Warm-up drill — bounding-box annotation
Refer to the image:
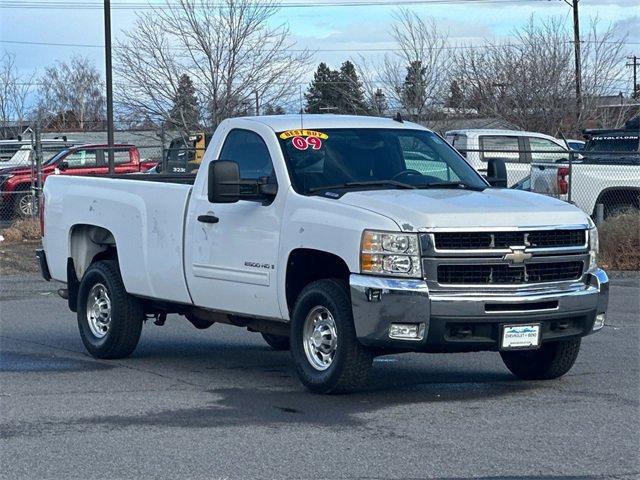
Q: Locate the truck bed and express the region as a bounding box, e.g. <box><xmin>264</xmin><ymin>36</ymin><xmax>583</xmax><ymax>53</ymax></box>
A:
<box><xmin>43</xmin><ymin>175</ymin><xmax>194</xmax><ymax>304</ymax></box>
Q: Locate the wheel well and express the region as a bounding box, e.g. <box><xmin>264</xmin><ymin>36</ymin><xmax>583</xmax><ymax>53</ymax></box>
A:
<box><xmin>285</xmin><ymin>248</ymin><xmax>350</xmax><ymax>312</ymax></box>
<box><xmin>594</xmin><ymin>188</ymin><xmax>640</xmax><ymax>215</ymax></box>
<box><xmin>69</xmin><ymin>224</ymin><xmax>118</xmax><ymax>281</ymax></box>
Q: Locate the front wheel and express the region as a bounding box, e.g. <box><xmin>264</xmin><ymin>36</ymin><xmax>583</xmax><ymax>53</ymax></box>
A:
<box><xmin>77</xmin><ymin>260</ymin><xmax>144</xmax><ymax>359</ymax></box>
<box><xmin>290</xmin><ymin>279</ymin><xmax>372</xmax><ymax>394</ymax></box>
<box><xmin>500</xmin><ymin>338</ymin><xmax>581</xmax><ymax>380</ymax></box>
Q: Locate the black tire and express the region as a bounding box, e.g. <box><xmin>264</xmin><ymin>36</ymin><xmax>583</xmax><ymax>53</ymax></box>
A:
<box><xmin>290</xmin><ymin>279</ymin><xmax>372</xmax><ymax>394</ymax></box>
<box><xmin>13</xmin><ymin>189</ymin><xmax>37</xmax><ymax>218</ymax></box>
<box><xmin>500</xmin><ymin>338</ymin><xmax>581</xmax><ymax>380</ymax></box>
<box><xmin>77</xmin><ymin>260</ymin><xmax>143</xmax><ymax>359</ymax></box>
<box><xmin>261</xmin><ymin>332</ymin><xmax>290</xmax><ymax>351</ymax></box>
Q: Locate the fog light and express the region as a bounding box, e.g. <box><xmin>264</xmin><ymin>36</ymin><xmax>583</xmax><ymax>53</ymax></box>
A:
<box><xmin>389</xmin><ymin>323</ymin><xmax>425</xmax><ymax>340</ymax></box>
<box><xmin>593</xmin><ymin>314</ymin><xmax>606</xmax><ymax>331</ymax></box>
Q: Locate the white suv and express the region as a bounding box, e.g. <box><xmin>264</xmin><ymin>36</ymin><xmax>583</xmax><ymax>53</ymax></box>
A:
<box><xmin>445</xmin><ymin>129</ymin><xmax>569</xmax><ymax>186</ymax></box>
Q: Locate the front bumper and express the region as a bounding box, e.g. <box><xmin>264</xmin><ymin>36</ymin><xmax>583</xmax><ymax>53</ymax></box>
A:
<box><xmin>349</xmin><ymin>269</ymin><xmax>609</xmax><ymax>353</ymax></box>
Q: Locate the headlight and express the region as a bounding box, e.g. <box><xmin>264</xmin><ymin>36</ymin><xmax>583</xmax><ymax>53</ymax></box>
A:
<box><xmin>588</xmin><ymin>225</ymin><xmax>599</xmax><ymax>271</ymax></box>
<box><xmin>360</xmin><ymin>230</ymin><xmax>421</xmax><ymax>278</ymax></box>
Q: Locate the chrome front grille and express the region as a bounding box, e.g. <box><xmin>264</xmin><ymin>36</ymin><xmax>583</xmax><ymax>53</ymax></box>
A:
<box><xmin>433</xmin><ymin>230</ymin><xmax>586</xmax><ymax>250</ymax></box>
<box><xmin>421</xmin><ymin>228</ymin><xmax>590</xmax><ymax>289</ymax></box>
<box><xmin>437</xmin><ymin>261</ymin><xmax>584</xmax><ymax>285</ymax></box>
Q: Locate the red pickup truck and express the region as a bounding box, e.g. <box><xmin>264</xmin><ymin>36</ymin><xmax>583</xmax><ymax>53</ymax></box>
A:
<box><xmin>0</xmin><ymin>144</ymin><xmax>157</xmax><ymax>218</ymax></box>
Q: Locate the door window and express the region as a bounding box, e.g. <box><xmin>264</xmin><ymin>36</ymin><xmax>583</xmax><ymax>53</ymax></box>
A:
<box><xmin>64</xmin><ymin>149</ymin><xmax>98</xmax><ymax>168</ymax></box>
<box><xmin>399</xmin><ymin>134</ymin><xmax>461</xmax><ymax>182</ymax></box>
<box><xmin>112</xmin><ymin>149</ymin><xmax>131</xmax><ymax>165</ymax></box>
<box><xmin>480</xmin><ymin>136</ymin><xmax>522</xmax><ymax>163</ymax></box>
<box><xmin>219</xmin><ymin>129</ymin><xmax>275</xmax><ymax>180</ymax></box>
<box><xmin>529</xmin><ymin>137</ymin><xmax>566</xmax><ymax>162</ymax></box>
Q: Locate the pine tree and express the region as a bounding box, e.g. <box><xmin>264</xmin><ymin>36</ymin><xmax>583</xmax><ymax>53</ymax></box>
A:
<box><xmin>446</xmin><ymin>80</ymin><xmax>464</xmax><ymax>109</ymax></box>
<box><xmin>305</xmin><ymin>63</ymin><xmax>341</xmax><ymax>113</ymax></box>
<box><xmin>168</xmin><ymin>74</ymin><xmax>200</xmax><ymax>132</ymax></box>
<box><xmin>337</xmin><ymin>61</ymin><xmax>370</xmax><ymax>114</ymax></box>
<box><xmin>371</xmin><ymin>88</ymin><xmax>388</xmax><ymax>115</ymax></box>
<box><xmin>400</xmin><ymin>60</ymin><xmax>427</xmax><ymax>117</ymax></box>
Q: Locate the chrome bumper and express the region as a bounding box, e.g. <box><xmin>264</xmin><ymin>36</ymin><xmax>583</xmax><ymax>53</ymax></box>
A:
<box><xmin>349</xmin><ymin>269</ymin><xmax>609</xmax><ymax>352</ymax></box>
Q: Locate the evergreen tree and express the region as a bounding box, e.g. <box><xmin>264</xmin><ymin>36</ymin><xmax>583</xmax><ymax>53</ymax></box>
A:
<box><xmin>446</xmin><ymin>80</ymin><xmax>464</xmax><ymax>109</ymax></box>
<box><xmin>370</xmin><ymin>88</ymin><xmax>388</xmax><ymax>115</ymax></box>
<box><xmin>400</xmin><ymin>60</ymin><xmax>427</xmax><ymax>117</ymax></box>
<box><xmin>168</xmin><ymin>74</ymin><xmax>200</xmax><ymax>131</ymax></box>
<box><xmin>336</xmin><ymin>61</ymin><xmax>369</xmax><ymax>114</ymax></box>
<box><xmin>305</xmin><ymin>63</ymin><xmax>341</xmax><ymax>113</ymax></box>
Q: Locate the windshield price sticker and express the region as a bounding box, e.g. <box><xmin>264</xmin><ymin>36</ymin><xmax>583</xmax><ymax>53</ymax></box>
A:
<box><xmin>292</xmin><ymin>136</ymin><xmax>323</xmax><ymax>150</ymax></box>
<box><xmin>279</xmin><ymin>129</ymin><xmax>328</xmax><ymax>140</ymax></box>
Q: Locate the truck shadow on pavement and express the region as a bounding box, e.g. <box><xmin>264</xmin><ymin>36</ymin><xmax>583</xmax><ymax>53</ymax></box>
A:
<box><xmin>71</xmin><ymin>354</ymin><xmax>531</xmax><ymax>433</ymax></box>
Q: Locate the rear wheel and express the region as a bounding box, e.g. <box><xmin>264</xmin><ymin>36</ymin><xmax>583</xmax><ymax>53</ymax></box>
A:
<box><xmin>261</xmin><ymin>333</ymin><xmax>290</xmax><ymax>351</ymax></box>
<box><xmin>77</xmin><ymin>260</ymin><xmax>143</xmax><ymax>359</ymax></box>
<box><xmin>14</xmin><ymin>190</ymin><xmax>36</xmax><ymax>218</ymax></box>
<box><xmin>500</xmin><ymin>338</ymin><xmax>581</xmax><ymax>380</ymax></box>
<box><xmin>290</xmin><ymin>279</ymin><xmax>372</xmax><ymax>394</ymax></box>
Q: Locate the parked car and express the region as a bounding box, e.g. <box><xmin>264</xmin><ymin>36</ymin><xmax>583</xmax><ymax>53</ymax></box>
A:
<box><xmin>0</xmin><ymin>143</ymin><xmax>156</xmax><ymax>218</ymax></box>
<box><xmin>39</xmin><ymin>115</ymin><xmax>608</xmax><ymax>394</ymax></box>
<box><xmin>444</xmin><ymin>129</ymin><xmax>570</xmax><ymax>186</ymax></box>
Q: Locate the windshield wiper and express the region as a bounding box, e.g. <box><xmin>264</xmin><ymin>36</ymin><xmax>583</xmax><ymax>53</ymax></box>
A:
<box><xmin>415</xmin><ymin>181</ymin><xmax>485</xmax><ymax>191</ymax></box>
<box><xmin>308</xmin><ymin>180</ymin><xmax>417</xmax><ymax>193</ymax></box>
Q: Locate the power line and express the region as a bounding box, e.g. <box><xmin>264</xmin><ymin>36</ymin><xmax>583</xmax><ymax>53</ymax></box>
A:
<box><xmin>2</xmin><ymin>38</ymin><xmax>638</xmax><ymax>50</ymax></box>
<box><xmin>0</xmin><ymin>0</ymin><xmax>552</xmax><ymax>9</ymax></box>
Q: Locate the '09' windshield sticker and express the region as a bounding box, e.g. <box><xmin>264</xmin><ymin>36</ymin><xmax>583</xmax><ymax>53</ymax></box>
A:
<box><xmin>279</xmin><ymin>129</ymin><xmax>329</xmax><ymax>140</ymax></box>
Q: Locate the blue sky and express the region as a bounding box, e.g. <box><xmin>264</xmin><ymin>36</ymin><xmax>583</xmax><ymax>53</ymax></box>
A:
<box><xmin>1</xmin><ymin>0</ymin><xmax>639</xmax><ymax>91</ymax></box>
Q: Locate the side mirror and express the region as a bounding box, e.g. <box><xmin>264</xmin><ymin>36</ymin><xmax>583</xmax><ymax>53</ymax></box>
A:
<box><xmin>58</xmin><ymin>161</ymin><xmax>69</xmax><ymax>171</ymax></box>
<box><xmin>486</xmin><ymin>158</ymin><xmax>507</xmax><ymax>188</ymax></box>
<box><xmin>208</xmin><ymin>160</ymin><xmax>240</xmax><ymax>203</ymax></box>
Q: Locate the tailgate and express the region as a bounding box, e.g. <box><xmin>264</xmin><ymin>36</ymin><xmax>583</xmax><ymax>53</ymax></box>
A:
<box><xmin>530</xmin><ymin>162</ymin><xmax>567</xmax><ymax>200</ymax></box>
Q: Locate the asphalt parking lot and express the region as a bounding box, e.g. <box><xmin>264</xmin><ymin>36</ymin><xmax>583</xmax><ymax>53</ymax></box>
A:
<box><xmin>1</xmin><ymin>273</ymin><xmax>638</xmax><ymax>480</ymax></box>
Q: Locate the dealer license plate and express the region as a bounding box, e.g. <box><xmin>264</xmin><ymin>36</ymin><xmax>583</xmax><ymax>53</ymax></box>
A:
<box><xmin>501</xmin><ymin>324</ymin><xmax>541</xmax><ymax>350</ymax></box>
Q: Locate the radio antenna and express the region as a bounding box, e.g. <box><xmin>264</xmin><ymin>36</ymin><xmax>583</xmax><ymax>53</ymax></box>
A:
<box><xmin>299</xmin><ymin>85</ymin><xmax>304</xmax><ymax>129</ymax></box>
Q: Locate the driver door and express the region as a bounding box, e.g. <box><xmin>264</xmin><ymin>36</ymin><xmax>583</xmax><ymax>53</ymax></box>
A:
<box><xmin>185</xmin><ymin>129</ymin><xmax>283</xmax><ymax>319</ymax></box>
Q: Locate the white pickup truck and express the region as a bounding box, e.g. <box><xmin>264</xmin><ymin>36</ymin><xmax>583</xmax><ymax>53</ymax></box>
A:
<box><xmin>529</xmin><ymin>129</ymin><xmax>640</xmax><ymax>218</ymax></box>
<box><xmin>38</xmin><ymin>115</ymin><xmax>609</xmax><ymax>393</ymax></box>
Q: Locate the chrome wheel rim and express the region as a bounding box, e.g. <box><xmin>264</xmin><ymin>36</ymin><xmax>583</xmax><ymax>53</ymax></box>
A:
<box><xmin>18</xmin><ymin>194</ymin><xmax>35</xmax><ymax>216</ymax></box>
<box><xmin>302</xmin><ymin>306</ymin><xmax>338</xmax><ymax>371</ymax></box>
<box><xmin>86</xmin><ymin>283</ymin><xmax>111</xmax><ymax>339</ymax></box>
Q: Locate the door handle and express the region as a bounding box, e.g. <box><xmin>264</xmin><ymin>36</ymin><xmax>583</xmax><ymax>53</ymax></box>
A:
<box><xmin>197</xmin><ymin>214</ymin><xmax>219</xmax><ymax>224</ymax></box>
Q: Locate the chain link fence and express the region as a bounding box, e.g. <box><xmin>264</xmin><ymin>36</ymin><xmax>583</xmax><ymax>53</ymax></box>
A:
<box><xmin>0</xmin><ymin>135</ymin><xmax>167</xmax><ymax>221</ymax></box>
<box><xmin>451</xmin><ymin>136</ymin><xmax>639</xmax><ymax>223</ymax></box>
<box><xmin>2</xmin><ymin>128</ymin><xmax>638</xmax><ymax>226</ymax></box>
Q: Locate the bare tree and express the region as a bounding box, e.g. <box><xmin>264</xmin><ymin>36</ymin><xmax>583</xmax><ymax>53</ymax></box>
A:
<box><xmin>380</xmin><ymin>10</ymin><xmax>452</xmax><ymax>120</ymax></box>
<box><xmin>0</xmin><ymin>51</ymin><xmax>34</xmax><ymax>139</ymax></box>
<box><xmin>38</xmin><ymin>56</ymin><xmax>105</xmax><ymax>131</ymax></box>
<box><xmin>452</xmin><ymin>16</ymin><xmax>630</xmax><ymax>135</ymax></box>
<box><xmin>115</xmin><ymin>0</ymin><xmax>310</xmax><ymax>132</ymax></box>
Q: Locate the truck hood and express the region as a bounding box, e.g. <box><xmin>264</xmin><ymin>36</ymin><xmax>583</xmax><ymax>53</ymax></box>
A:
<box><xmin>337</xmin><ymin>188</ymin><xmax>589</xmax><ymax>231</ymax></box>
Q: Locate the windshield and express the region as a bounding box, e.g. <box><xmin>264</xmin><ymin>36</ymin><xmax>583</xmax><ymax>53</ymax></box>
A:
<box><xmin>43</xmin><ymin>148</ymin><xmax>71</xmax><ymax>166</ymax></box>
<box><xmin>585</xmin><ymin>134</ymin><xmax>639</xmax><ymax>153</ymax></box>
<box><xmin>278</xmin><ymin>128</ymin><xmax>487</xmax><ymax>194</ymax></box>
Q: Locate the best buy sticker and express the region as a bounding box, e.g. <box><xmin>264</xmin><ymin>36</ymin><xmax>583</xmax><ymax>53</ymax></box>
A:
<box><xmin>279</xmin><ymin>130</ymin><xmax>328</xmax><ymax>140</ymax></box>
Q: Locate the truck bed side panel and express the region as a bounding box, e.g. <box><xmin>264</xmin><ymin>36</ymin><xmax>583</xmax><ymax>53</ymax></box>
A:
<box><xmin>44</xmin><ymin>176</ymin><xmax>193</xmax><ymax>304</ymax></box>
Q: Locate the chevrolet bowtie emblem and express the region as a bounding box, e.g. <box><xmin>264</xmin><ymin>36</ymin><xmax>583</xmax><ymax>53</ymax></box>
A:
<box><xmin>502</xmin><ymin>247</ymin><xmax>532</xmax><ymax>266</ymax></box>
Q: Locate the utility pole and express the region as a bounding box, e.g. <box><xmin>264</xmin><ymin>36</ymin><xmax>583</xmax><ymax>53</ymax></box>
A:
<box><xmin>104</xmin><ymin>0</ymin><xmax>115</xmax><ymax>174</ymax></box>
<box><xmin>628</xmin><ymin>56</ymin><xmax>638</xmax><ymax>99</ymax></box>
<box><xmin>255</xmin><ymin>90</ymin><xmax>260</xmax><ymax>116</ymax></box>
<box><xmin>570</xmin><ymin>0</ymin><xmax>582</xmax><ymax>121</ymax></box>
